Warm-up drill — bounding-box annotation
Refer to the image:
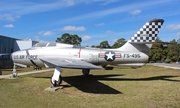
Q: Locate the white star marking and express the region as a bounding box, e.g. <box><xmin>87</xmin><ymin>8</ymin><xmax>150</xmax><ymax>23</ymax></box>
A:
<box><xmin>105</xmin><ymin>52</ymin><xmax>114</xmax><ymax>60</ymax></box>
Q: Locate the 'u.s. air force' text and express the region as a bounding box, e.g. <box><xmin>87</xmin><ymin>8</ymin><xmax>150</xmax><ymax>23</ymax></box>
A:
<box><xmin>13</xmin><ymin>55</ymin><xmax>38</xmax><ymax>60</ymax></box>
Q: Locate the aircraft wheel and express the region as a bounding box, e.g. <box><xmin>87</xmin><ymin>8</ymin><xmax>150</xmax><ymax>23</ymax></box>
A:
<box><xmin>102</xmin><ymin>64</ymin><xmax>107</xmax><ymax>68</ymax></box>
<box><xmin>82</xmin><ymin>69</ymin><xmax>90</xmax><ymax>75</ymax></box>
<box><xmin>50</xmin><ymin>75</ymin><xmax>62</xmax><ymax>87</ymax></box>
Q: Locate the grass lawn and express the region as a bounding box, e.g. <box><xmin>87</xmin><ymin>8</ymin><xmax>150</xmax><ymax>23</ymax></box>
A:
<box><xmin>1</xmin><ymin>67</ymin><xmax>46</xmax><ymax>75</ymax></box>
<box><xmin>0</xmin><ymin>65</ymin><xmax>180</xmax><ymax>108</ymax></box>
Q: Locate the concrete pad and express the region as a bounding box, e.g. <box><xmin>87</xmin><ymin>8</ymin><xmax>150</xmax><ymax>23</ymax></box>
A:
<box><xmin>45</xmin><ymin>86</ymin><xmax>60</xmax><ymax>91</ymax></box>
<box><xmin>44</xmin><ymin>84</ymin><xmax>71</xmax><ymax>91</ymax></box>
<box><xmin>9</xmin><ymin>76</ymin><xmax>20</xmax><ymax>79</ymax></box>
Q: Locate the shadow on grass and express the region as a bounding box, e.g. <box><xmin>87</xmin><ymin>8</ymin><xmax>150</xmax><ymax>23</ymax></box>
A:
<box><xmin>34</xmin><ymin>74</ymin><xmax>180</xmax><ymax>94</ymax></box>
<box><xmin>99</xmin><ymin>75</ymin><xmax>180</xmax><ymax>82</ymax></box>
<box><xmin>63</xmin><ymin>74</ymin><xmax>123</xmax><ymax>94</ymax></box>
<box><xmin>35</xmin><ymin>74</ymin><xmax>124</xmax><ymax>94</ymax></box>
<box><xmin>63</xmin><ymin>75</ymin><xmax>180</xmax><ymax>93</ymax></box>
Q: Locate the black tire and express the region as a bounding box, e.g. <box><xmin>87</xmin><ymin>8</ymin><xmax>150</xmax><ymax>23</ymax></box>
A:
<box><xmin>102</xmin><ymin>64</ymin><xmax>107</xmax><ymax>68</ymax></box>
<box><xmin>82</xmin><ymin>69</ymin><xmax>90</xmax><ymax>75</ymax></box>
<box><xmin>50</xmin><ymin>75</ymin><xmax>62</xmax><ymax>87</ymax></box>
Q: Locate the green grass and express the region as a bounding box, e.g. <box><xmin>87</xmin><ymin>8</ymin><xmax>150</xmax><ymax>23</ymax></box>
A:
<box><xmin>0</xmin><ymin>65</ymin><xmax>180</xmax><ymax>108</ymax></box>
<box><xmin>1</xmin><ymin>67</ymin><xmax>46</xmax><ymax>75</ymax></box>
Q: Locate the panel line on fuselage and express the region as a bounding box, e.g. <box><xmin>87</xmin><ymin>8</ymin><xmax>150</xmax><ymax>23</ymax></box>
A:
<box><xmin>26</xmin><ymin>49</ymin><xmax>40</xmax><ymax>67</ymax></box>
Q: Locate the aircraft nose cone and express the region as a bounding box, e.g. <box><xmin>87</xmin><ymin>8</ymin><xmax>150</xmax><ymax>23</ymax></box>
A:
<box><xmin>11</xmin><ymin>51</ymin><xmax>19</xmax><ymax>62</ymax></box>
<box><xmin>11</xmin><ymin>50</ymin><xmax>27</xmax><ymax>62</ymax></box>
<box><xmin>11</xmin><ymin>52</ymin><xmax>14</xmax><ymax>60</ymax></box>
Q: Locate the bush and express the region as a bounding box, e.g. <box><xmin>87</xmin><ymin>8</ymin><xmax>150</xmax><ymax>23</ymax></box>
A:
<box><xmin>165</xmin><ymin>59</ymin><xmax>171</xmax><ymax>63</ymax></box>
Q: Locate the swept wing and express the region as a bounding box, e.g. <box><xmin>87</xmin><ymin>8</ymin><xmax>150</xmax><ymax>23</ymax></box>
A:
<box><xmin>40</xmin><ymin>57</ymin><xmax>102</xmax><ymax>69</ymax></box>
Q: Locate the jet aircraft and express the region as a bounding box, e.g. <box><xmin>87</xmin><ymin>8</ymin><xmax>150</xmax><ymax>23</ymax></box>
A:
<box><xmin>11</xmin><ymin>19</ymin><xmax>164</xmax><ymax>87</ymax></box>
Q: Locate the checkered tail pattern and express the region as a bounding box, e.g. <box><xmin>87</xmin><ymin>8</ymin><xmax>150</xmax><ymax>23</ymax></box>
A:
<box><xmin>128</xmin><ymin>19</ymin><xmax>164</xmax><ymax>43</ymax></box>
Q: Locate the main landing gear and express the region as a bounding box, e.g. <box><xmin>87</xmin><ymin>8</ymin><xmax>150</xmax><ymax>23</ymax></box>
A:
<box><xmin>50</xmin><ymin>67</ymin><xmax>62</xmax><ymax>87</ymax></box>
<box><xmin>82</xmin><ymin>69</ymin><xmax>90</xmax><ymax>75</ymax></box>
<box><xmin>50</xmin><ymin>75</ymin><xmax>62</xmax><ymax>87</ymax></box>
<box><xmin>50</xmin><ymin>68</ymin><xmax>91</xmax><ymax>87</ymax></box>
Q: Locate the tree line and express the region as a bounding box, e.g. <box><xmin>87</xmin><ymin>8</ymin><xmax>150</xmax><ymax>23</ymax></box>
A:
<box><xmin>149</xmin><ymin>38</ymin><xmax>180</xmax><ymax>63</ymax></box>
<box><xmin>56</xmin><ymin>33</ymin><xmax>180</xmax><ymax>63</ymax></box>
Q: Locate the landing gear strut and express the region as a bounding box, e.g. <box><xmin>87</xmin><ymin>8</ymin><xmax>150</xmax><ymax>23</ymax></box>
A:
<box><xmin>12</xmin><ymin>64</ymin><xmax>18</xmax><ymax>78</ymax></box>
<box><xmin>51</xmin><ymin>67</ymin><xmax>62</xmax><ymax>87</ymax></box>
<box><xmin>82</xmin><ymin>69</ymin><xmax>90</xmax><ymax>75</ymax></box>
<box><xmin>50</xmin><ymin>75</ymin><xmax>62</xmax><ymax>87</ymax></box>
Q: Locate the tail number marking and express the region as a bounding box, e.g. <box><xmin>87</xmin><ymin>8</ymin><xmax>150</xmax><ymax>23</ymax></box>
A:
<box><xmin>124</xmin><ymin>54</ymin><xmax>141</xmax><ymax>58</ymax></box>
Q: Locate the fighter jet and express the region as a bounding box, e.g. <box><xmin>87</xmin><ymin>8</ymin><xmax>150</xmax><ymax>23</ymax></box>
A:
<box><xmin>11</xmin><ymin>18</ymin><xmax>164</xmax><ymax>87</ymax></box>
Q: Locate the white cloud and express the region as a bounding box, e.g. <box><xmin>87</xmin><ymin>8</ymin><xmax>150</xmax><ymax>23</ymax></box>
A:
<box><xmin>62</xmin><ymin>26</ymin><xmax>86</xmax><ymax>31</ymax></box>
<box><xmin>0</xmin><ymin>0</ymin><xmax>173</xmax><ymax>22</ymax></box>
<box><xmin>43</xmin><ymin>31</ymin><xmax>55</xmax><ymax>36</ymax></box>
<box><xmin>39</xmin><ymin>31</ymin><xmax>55</xmax><ymax>36</ymax></box>
<box><xmin>95</xmin><ymin>23</ymin><xmax>105</xmax><ymax>26</ymax></box>
<box><xmin>130</xmin><ymin>9</ymin><xmax>141</xmax><ymax>15</ymax></box>
<box><xmin>4</xmin><ymin>24</ymin><xmax>14</xmax><ymax>28</ymax></box>
<box><xmin>0</xmin><ymin>0</ymin><xmax>78</xmax><ymax>16</ymax></box>
<box><xmin>38</xmin><ymin>31</ymin><xmax>44</xmax><ymax>35</ymax></box>
<box><xmin>106</xmin><ymin>30</ymin><xmax>114</xmax><ymax>35</ymax></box>
<box><xmin>0</xmin><ymin>14</ymin><xmax>20</xmax><ymax>21</ymax></box>
<box><xmin>32</xmin><ymin>36</ymin><xmax>49</xmax><ymax>43</ymax></box>
<box><xmin>82</xmin><ymin>36</ymin><xmax>92</xmax><ymax>41</ymax></box>
<box><xmin>64</xmin><ymin>0</ymin><xmax>74</xmax><ymax>6</ymax></box>
<box><xmin>100</xmin><ymin>0</ymin><xmax>119</xmax><ymax>5</ymax></box>
<box><xmin>167</xmin><ymin>24</ymin><xmax>180</xmax><ymax>30</ymax></box>
<box><xmin>176</xmin><ymin>32</ymin><xmax>180</xmax><ymax>36</ymax></box>
<box><xmin>57</xmin><ymin>0</ymin><xmax>171</xmax><ymax>24</ymax></box>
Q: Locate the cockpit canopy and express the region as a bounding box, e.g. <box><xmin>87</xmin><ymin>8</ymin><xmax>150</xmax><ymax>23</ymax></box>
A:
<box><xmin>33</xmin><ymin>42</ymin><xmax>58</xmax><ymax>47</ymax></box>
<box><xmin>33</xmin><ymin>42</ymin><xmax>85</xmax><ymax>48</ymax></box>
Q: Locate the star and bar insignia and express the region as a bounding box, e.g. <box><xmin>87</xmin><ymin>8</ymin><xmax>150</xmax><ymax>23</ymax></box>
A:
<box><xmin>99</xmin><ymin>51</ymin><xmax>121</xmax><ymax>61</ymax></box>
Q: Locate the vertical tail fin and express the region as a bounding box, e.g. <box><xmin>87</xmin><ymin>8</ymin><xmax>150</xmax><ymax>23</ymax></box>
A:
<box><xmin>129</xmin><ymin>19</ymin><xmax>164</xmax><ymax>43</ymax></box>
<box><xmin>118</xmin><ymin>19</ymin><xmax>164</xmax><ymax>53</ymax></box>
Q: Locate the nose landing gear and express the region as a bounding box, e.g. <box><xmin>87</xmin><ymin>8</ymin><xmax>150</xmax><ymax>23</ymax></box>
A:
<box><xmin>82</xmin><ymin>69</ymin><xmax>90</xmax><ymax>75</ymax></box>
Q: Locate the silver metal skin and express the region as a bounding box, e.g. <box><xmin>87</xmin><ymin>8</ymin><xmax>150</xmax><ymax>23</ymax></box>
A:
<box><xmin>11</xmin><ymin>19</ymin><xmax>164</xmax><ymax>86</ymax></box>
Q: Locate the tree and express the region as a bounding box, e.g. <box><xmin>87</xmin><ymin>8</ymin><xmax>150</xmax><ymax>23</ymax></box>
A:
<box><xmin>56</xmin><ymin>33</ymin><xmax>82</xmax><ymax>45</ymax></box>
<box><xmin>99</xmin><ymin>41</ymin><xmax>110</xmax><ymax>48</ymax></box>
<box><xmin>112</xmin><ymin>38</ymin><xmax>126</xmax><ymax>48</ymax></box>
<box><xmin>91</xmin><ymin>45</ymin><xmax>96</xmax><ymax>48</ymax></box>
<box><xmin>155</xmin><ymin>37</ymin><xmax>162</xmax><ymax>42</ymax></box>
<box><xmin>149</xmin><ymin>38</ymin><xmax>180</xmax><ymax>63</ymax></box>
<box><xmin>167</xmin><ymin>39</ymin><xmax>180</xmax><ymax>62</ymax></box>
<box><xmin>148</xmin><ymin>37</ymin><xmax>168</xmax><ymax>62</ymax></box>
<box><xmin>177</xmin><ymin>39</ymin><xmax>180</xmax><ymax>62</ymax></box>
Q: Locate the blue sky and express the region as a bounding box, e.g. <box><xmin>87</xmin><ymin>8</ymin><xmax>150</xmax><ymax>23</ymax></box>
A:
<box><xmin>1</xmin><ymin>0</ymin><xmax>180</xmax><ymax>46</ymax></box>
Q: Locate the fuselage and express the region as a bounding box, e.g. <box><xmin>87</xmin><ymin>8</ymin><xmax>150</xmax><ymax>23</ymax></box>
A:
<box><xmin>11</xmin><ymin>45</ymin><xmax>149</xmax><ymax>68</ymax></box>
<box><xmin>10</xmin><ymin>19</ymin><xmax>164</xmax><ymax>87</ymax></box>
